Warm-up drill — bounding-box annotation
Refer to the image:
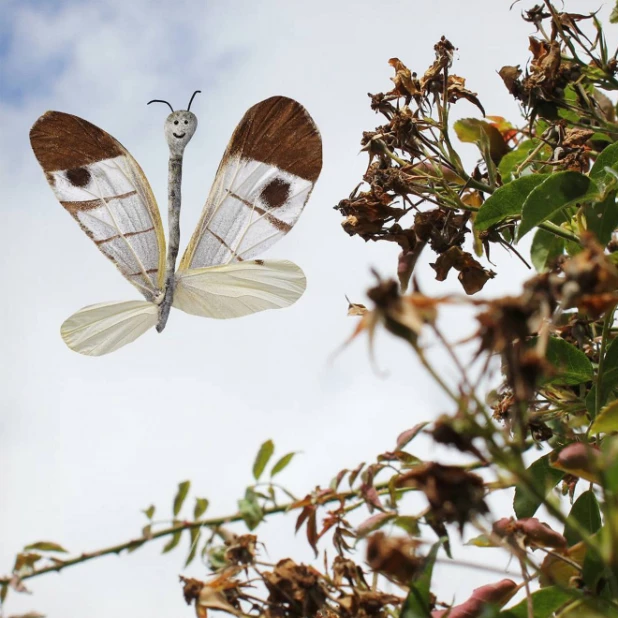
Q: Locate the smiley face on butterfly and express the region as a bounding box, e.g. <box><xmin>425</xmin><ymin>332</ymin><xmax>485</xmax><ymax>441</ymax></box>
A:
<box><xmin>30</xmin><ymin>96</ymin><xmax>322</xmax><ymax>355</ymax></box>
<box><xmin>164</xmin><ymin>110</ymin><xmax>198</xmax><ymax>153</ymax></box>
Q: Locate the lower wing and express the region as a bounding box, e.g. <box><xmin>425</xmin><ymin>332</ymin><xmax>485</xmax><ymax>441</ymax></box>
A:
<box><xmin>61</xmin><ymin>300</ymin><xmax>159</xmax><ymax>356</ymax></box>
<box><xmin>173</xmin><ymin>259</ymin><xmax>306</xmax><ymax>319</ymax></box>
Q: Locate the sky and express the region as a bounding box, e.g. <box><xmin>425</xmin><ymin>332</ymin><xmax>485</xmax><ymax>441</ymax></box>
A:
<box><xmin>1</xmin><ymin>1</ymin><xmax>615</xmax><ymax>616</ymax></box>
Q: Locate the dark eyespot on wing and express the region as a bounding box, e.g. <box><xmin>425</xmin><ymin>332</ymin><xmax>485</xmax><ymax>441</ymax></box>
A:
<box><xmin>66</xmin><ymin>167</ymin><xmax>92</xmax><ymax>187</ymax></box>
<box><xmin>254</xmin><ymin>259</ymin><xmax>264</xmax><ymax>265</ymax></box>
<box><xmin>260</xmin><ymin>177</ymin><xmax>291</xmax><ymax>208</ymax></box>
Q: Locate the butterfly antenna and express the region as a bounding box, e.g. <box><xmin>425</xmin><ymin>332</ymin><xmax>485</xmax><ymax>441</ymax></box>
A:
<box><xmin>187</xmin><ymin>90</ymin><xmax>201</xmax><ymax>111</ymax></box>
<box><xmin>147</xmin><ymin>99</ymin><xmax>174</xmax><ymax>113</ymax></box>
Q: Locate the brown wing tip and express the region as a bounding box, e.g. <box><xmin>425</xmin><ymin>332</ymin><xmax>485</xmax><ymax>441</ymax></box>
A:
<box><xmin>231</xmin><ymin>95</ymin><xmax>322</xmax><ymax>183</ymax></box>
<box><xmin>30</xmin><ymin>110</ymin><xmax>123</xmax><ymax>172</ymax></box>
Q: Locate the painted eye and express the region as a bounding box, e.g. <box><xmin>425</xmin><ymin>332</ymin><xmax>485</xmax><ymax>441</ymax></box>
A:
<box><xmin>184</xmin><ymin>120</ymin><xmax>188</xmax><ymax>125</ymax></box>
<box><xmin>174</xmin><ymin>120</ymin><xmax>179</xmax><ymax>125</ymax></box>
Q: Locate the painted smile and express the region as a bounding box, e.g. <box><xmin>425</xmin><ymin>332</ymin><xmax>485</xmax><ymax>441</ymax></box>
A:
<box><xmin>173</xmin><ymin>132</ymin><xmax>186</xmax><ymax>138</ymax></box>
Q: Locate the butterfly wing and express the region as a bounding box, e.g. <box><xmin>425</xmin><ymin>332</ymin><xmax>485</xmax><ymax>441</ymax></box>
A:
<box><xmin>173</xmin><ymin>259</ymin><xmax>306</xmax><ymax>319</ymax></box>
<box><xmin>61</xmin><ymin>300</ymin><xmax>159</xmax><ymax>356</ymax></box>
<box><xmin>30</xmin><ymin>111</ymin><xmax>166</xmax><ymax>301</ymax></box>
<box><xmin>178</xmin><ymin>96</ymin><xmax>322</xmax><ymax>270</ymax></box>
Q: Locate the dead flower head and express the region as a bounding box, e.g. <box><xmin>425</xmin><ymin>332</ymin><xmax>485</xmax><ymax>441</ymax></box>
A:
<box><xmin>556</xmin><ymin>233</ymin><xmax>618</xmax><ymax>317</ymax></box>
<box><xmin>264</xmin><ymin>559</ymin><xmax>328</xmax><ymax>618</ymax></box>
<box><xmin>343</xmin><ymin>277</ymin><xmax>443</xmax><ymax>366</ymax></box>
<box><xmin>332</xmin><ymin>556</ymin><xmax>368</xmax><ymax>589</ymax></box>
<box><xmin>396</xmin><ymin>463</ymin><xmax>488</xmax><ymax>531</ymax></box>
<box><xmin>365</xmin><ymin>532</ymin><xmax>424</xmax><ymax>584</ymax></box>
<box><xmin>224</xmin><ymin>534</ymin><xmax>258</xmax><ymax>566</ymax></box>
<box><xmin>338</xmin><ymin>590</ymin><xmax>402</xmax><ymax>618</ymax></box>
<box><xmin>180</xmin><ymin>569</ymin><xmax>245</xmax><ymax>618</ymax></box>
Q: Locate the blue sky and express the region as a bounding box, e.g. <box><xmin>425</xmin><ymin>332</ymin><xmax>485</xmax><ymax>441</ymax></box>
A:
<box><xmin>1</xmin><ymin>1</ymin><xmax>615</xmax><ymax>617</ymax></box>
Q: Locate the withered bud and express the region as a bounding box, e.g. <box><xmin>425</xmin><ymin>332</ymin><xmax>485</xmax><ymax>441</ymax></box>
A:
<box><xmin>366</xmin><ymin>532</ymin><xmax>424</xmax><ymax>584</ymax></box>
<box><xmin>430</xmin><ymin>415</ymin><xmax>485</xmax><ymax>461</ymax></box>
<box><xmin>397</xmin><ymin>463</ymin><xmax>488</xmax><ymax>531</ymax></box>
<box><xmin>493</xmin><ymin>517</ymin><xmax>567</xmax><ymax>549</ymax></box>
<box><xmin>432</xmin><ymin>579</ymin><xmax>517</xmax><ymax>618</ymax></box>
<box><xmin>224</xmin><ymin>534</ymin><xmax>257</xmax><ymax>565</ymax></box>
<box><xmin>556</xmin><ymin>442</ymin><xmax>600</xmax><ymax>473</ymax></box>
<box><xmin>180</xmin><ymin>576</ymin><xmax>205</xmax><ymax>605</ymax></box>
<box><xmin>528</xmin><ymin>419</ymin><xmax>553</xmax><ymax>442</ymax></box>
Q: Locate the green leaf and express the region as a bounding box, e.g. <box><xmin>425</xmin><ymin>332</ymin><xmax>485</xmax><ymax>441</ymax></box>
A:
<box><xmin>557</xmin><ymin>86</ymin><xmax>581</xmax><ymax>123</ymax></box>
<box><xmin>23</xmin><ymin>541</ymin><xmax>68</xmax><ymax>553</ymax></box>
<box><xmin>393</xmin><ymin>516</ymin><xmax>420</xmax><ymax>536</ymax></box>
<box><xmin>475</xmin><ymin>174</ymin><xmax>549</xmax><ymax>231</ymax></box>
<box><xmin>581</xmin><ymin>528</ymin><xmax>615</xmax><ymax>597</ymax></box>
<box><xmin>500</xmin><ymin>587</ymin><xmax>573</xmax><ymax>617</ymax></box>
<box><xmin>586</xmin><ymin>336</ymin><xmax>618</xmax><ymax>417</ymax></box>
<box><xmin>207</xmin><ymin>545</ymin><xmax>228</xmax><ymax>570</ymax></box>
<box><xmin>162</xmin><ymin>530</ymin><xmax>182</xmax><ymax>554</ymax></box>
<box><xmin>252</xmin><ymin>439</ymin><xmax>274</xmax><ymax>480</ymax></box>
<box><xmin>185</xmin><ymin>527</ymin><xmax>201</xmax><ymax>567</ymax></box>
<box><xmin>193</xmin><ymin>498</ymin><xmax>209</xmax><ymax>520</ymax></box>
<box><xmin>453</xmin><ymin>118</ymin><xmax>509</xmax><ymax>162</ymax></box>
<box><xmin>590</xmin><ymin>400</ymin><xmax>618</xmax><ymax>434</ymax></box>
<box><xmin>518</xmin><ymin>171</ymin><xmax>597</xmax><ymax>240</ymax></box>
<box><xmin>531</xmin><ymin>228</ymin><xmax>565</xmax><ymax>272</ymax></box>
<box><xmin>564</xmin><ymin>490</ymin><xmax>602</xmax><ymax>546</ymax></box>
<box><xmin>498</xmin><ymin>139</ymin><xmax>537</xmax><ymax>181</ymax></box>
<box><xmin>465</xmin><ymin>534</ymin><xmax>495</xmax><ymax>547</ymax></box>
<box><xmin>514</xmin><ymin>453</ymin><xmax>565</xmax><ymax>519</ymax></box>
<box><xmin>611</xmin><ymin>1</ymin><xmax>618</xmax><ymax>23</ymax></box>
<box><xmin>603</xmin><ymin>336</ymin><xmax>618</xmax><ymax>372</ymax></box>
<box><xmin>586</xmin><ymin>369</ymin><xmax>618</xmax><ymax>418</ymax></box>
<box><xmin>586</xmin><ymin>192</ymin><xmax>618</xmax><ymax>245</ymax></box>
<box><xmin>238</xmin><ymin>488</ymin><xmax>264</xmax><ymax>530</ymax></box>
<box><xmin>143</xmin><ymin>505</ymin><xmax>155</xmax><ymax>520</ymax></box>
<box><xmin>270</xmin><ymin>452</ymin><xmax>297</xmax><ymax>477</ymax></box>
<box><xmin>590</xmin><ymin>141</ymin><xmax>618</xmax><ymax>186</ymax></box>
<box><xmin>173</xmin><ymin>481</ymin><xmax>191</xmax><ymax>517</ymax></box>
<box><xmin>400</xmin><ymin>539</ymin><xmax>442</xmax><ymax>618</ymax></box>
<box><xmin>543</xmin><ymin>337</ymin><xmax>594</xmax><ymax>385</ymax></box>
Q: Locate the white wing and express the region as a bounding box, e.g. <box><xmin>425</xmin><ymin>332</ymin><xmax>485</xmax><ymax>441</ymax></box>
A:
<box><xmin>61</xmin><ymin>300</ymin><xmax>158</xmax><ymax>356</ymax></box>
<box><xmin>173</xmin><ymin>259</ymin><xmax>306</xmax><ymax>319</ymax></box>
<box><xmin>179</xmin><ymin>96</ymin><xmax>322</xmax><ymax>270</ymax></box>
<box><xmin>30</xmin><ymin>111</ymin><xmax>166</xmax><ymax>301</ymax></box>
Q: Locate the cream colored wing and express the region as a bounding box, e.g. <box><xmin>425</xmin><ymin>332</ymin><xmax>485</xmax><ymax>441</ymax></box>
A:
<box><xmin>30</xmin><ymin>111</ymin><xmax>166</xmax><ymax>301</ymax></box>
<box><xmin>179</xmin><ymin>96</ymin><xmax>322</xmax><ymax>270</ymax></box>
<box><xmin>173</xmin><ymin>259</ymin><xmax>306</xmax><ymax>319</ymax></box>
<box><xmin>61</xmin><ymin>300</ymin><xmax>159</xmax><ymax>356</ymax></box>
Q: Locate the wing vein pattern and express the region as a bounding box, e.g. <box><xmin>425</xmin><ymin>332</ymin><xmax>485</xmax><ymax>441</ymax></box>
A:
<box><xmin>179</xmin><ymin>96</ymin><xmax>322</xmax><ymax>271</ymax></box>
<box><xmin>30</xmin><ymin>111</ymin><xmax>166</xmax><ymax>301</ymax></box>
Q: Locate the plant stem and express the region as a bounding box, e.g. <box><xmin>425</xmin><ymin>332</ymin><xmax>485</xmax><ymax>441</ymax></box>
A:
<box><xmin>594</xmin><ymin>306</ymin><xmax>616</xmax><ymax>420</ymax></box>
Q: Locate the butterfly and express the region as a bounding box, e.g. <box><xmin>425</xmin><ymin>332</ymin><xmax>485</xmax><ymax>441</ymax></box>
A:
<box><xmin>30</xmin><ymin>94</ymin><xmax>322</xmax><ymax>356</ymax></box>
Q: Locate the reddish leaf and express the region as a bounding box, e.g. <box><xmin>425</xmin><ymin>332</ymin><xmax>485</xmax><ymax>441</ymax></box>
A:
<box><xmin>396</xmin><ymin>423</ymin><xmax>428</xmax><ymax>450</ymax></box>
<box><xmin>295</xmin><ymin>505</ymin><xmax>315</xmax><ymax>534</ymax></box>
<box><xmin>306</xmin><ymin>510</ymin><xmax>319</xmax><ymax>556</ymax></box>
<box><xmin>349</xmin><ymin>462</ymin><xmax>365</xmax><ymax>488</ymax></box>
<box><xmin>357</xmin><ymin>512</ymin><xmax>397</xmax><ymax>538</ymax></box>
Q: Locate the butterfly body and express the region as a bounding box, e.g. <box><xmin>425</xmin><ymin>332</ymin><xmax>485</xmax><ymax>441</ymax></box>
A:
<box><xmin>30</xmin><ymin>96</ymin><xmax>322</xmax><ymax>355</ymax></box>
